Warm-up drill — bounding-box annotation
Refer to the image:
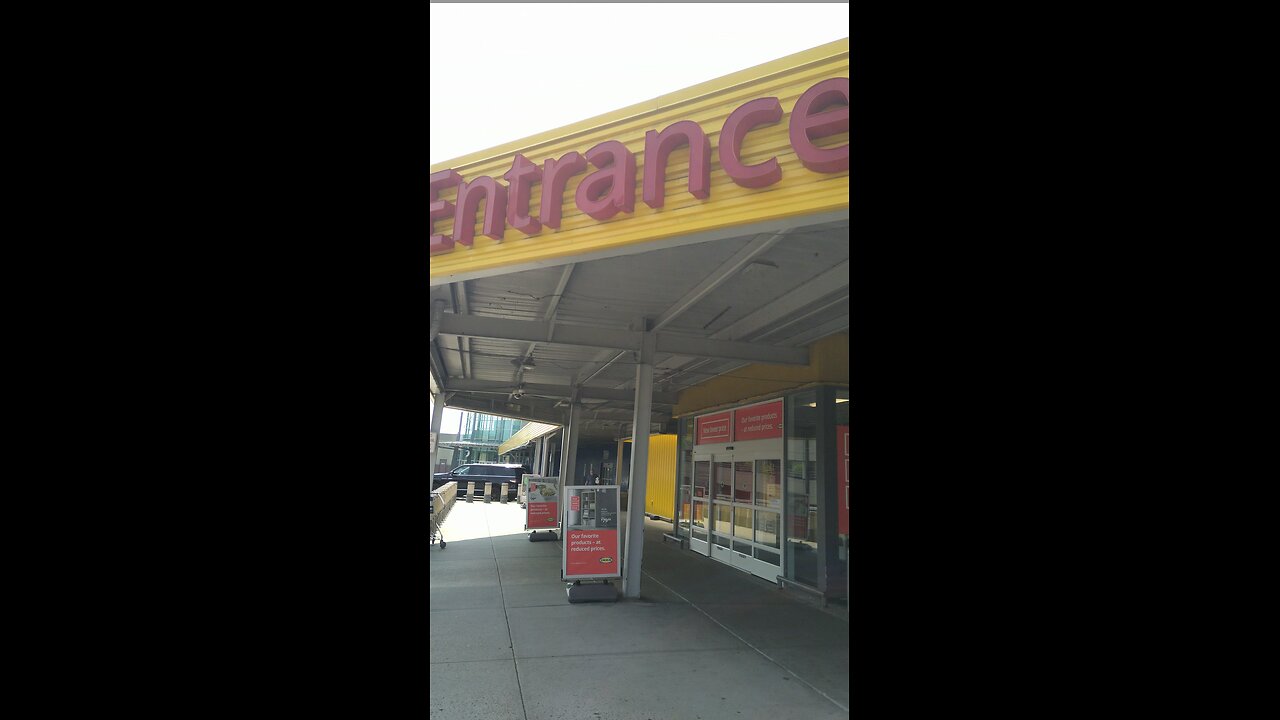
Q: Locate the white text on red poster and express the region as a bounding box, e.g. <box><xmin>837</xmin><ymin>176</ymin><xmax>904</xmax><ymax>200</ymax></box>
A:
<box><xmin>566</xmin><ymin>529</ymin><xmax>619</xmax><ymax>577</ymax></box>
<box><xmin>734</xmin><ymin>400</ymin><xmax>783</xmax><ymax>441</ymax></box>
<box><xmin>696</xmin><ymin>411</ymin><xmax>732</xmax><ymax>444</ymax></box>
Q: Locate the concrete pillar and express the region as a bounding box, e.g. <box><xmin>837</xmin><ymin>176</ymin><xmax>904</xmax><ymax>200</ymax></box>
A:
<box><xmin>816</xmin><ymin>385</ymin><xmax>841</xmax><ymax>598</ymax></box>
<box><xmin>429</xmin><ymin>395</ymin><xmax>446</xmax><ymax>478</ymax></box>
<box><xmin>615</xmin><ymin>437</ymin><xmax>625</xmax><ymax>484</ymax></box>
<box><xmin>539</xmin><ymin>432</ymin><xmax>552</xmax><ymax>477</ymax></box>
<box><xmin>561</xmin><ymin>391</ymin><xmax>582</xmax><ymax>488</ymax></box>
<box><xmin>622</xmin><ymin>326</ymin><xmax>656</xmax><ymax>599</ymax></box>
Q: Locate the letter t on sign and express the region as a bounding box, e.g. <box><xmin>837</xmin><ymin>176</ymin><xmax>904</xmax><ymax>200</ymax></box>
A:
<box><xmin>503</xmin><ymin>154</ymin><xmax>543</xmax><ymax>236</ymax></box>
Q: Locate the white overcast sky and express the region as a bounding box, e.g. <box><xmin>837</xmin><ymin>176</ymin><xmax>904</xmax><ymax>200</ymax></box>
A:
<box><xmin>429</xmin><ymin>3</ymin><xmax>849</xmax><ymax>165</ymax></box>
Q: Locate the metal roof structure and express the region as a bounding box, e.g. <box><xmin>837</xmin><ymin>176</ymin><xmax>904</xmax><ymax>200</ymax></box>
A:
<box><xmin>430</xmin><ymin>216</ymin><xmax>848</xmax><ymax>445</ymax></box>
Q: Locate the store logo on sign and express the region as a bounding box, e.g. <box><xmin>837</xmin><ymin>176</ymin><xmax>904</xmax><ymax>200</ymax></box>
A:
<box><xmin>430</xmin><ymin>78</ymin><xmax>850</xmax><ymax>255</ymax></box>
<box><xmin>599</xmin><ymin>557</ymin><xmax>614</xmax><ymax>564</ymax></box>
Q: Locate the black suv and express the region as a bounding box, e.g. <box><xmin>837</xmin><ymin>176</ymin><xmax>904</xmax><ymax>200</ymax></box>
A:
<box><xmin>433</xmin><ymin>463</ymin><xmax>525</xmax><ymax>499</ymax></box>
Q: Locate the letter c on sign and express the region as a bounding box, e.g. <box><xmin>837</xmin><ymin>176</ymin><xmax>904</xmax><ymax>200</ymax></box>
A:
<box><xmin>719</xmin><ymin>97</ymin><xmax>784</xmax><ymax>189</ymax></box>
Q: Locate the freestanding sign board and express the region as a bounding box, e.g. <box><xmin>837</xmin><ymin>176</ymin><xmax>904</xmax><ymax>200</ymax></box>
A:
<box><xmin>524</xmin><ymin>476</ymin><xmax>560</xmax><ymax>533</ymax></box>
<box><xmin>562</xmin><ymin>485</ymin><xmax>622</xmax><ymax>581</ymax></box>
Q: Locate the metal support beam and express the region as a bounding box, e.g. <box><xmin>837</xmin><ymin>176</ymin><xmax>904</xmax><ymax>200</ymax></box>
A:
<box><xmin>560</xmin><ymin>388</ymin><xmax>582</xmax><ymax>487</ymax></box>
<box><xmin>429</xmin><ymin>299</ymin><xmax>447</xmax><ymax>341</ymax></box>
<box><xmin>652</xmin><ymin>231</ymin><xmax>788</xmax><ymax>332</ymax></box>
<box><xmin>520</xmin><ymin>262</ymin><xmax>577</xmax><ymax>378</ymax></box>
<box><xmin>654</xmin><ymin>332</ymin><xmax>807</xmax><ymax>366</ymax></box>
<box><xmin>453</xmin><ymin>283</ymin><xmax>473</xmax><ymax>379</ymax></box>
<box><xmin>442</xmin><ymin>395</ymin><xmax>567</xmax><ymax>426</ymax></box>
<box><xmin>714</xmin><ymin>260</ymin><xmax>849</xmax><ymax>341</ymax></box>
<box><xmin>539</xmin><ymin>432</ymin><xmax>552</xmax><ymax>476</ymax></box>
<box><xmin>436</xmin><ymin>312</ymin><xmax>808</xmax><ymax>366</ymax></box>
<box><xmin>764</xmin><ymin>316</ymin><xmax>849</xmax><ymax>348</ymax></box>
<box><xmin>577</xmin><ymin>350</ymin><xmax>628</xmax><ymax>387</ymax></box>
<box><xmin>623</xmin><ymin>260</ymin><xmax>847</xmax><ymax>391</ymax></box>
<box><xmin>616</xmin><ymin>437</ymin><xmax>626</xmax><ymax>485</ymax></box>
<box><xmin>443</xmin><ymin>378</ymin><xmax>678</xmax><ymax>405</ymax></box>
<box><xmin>623</xmin><ymin>325</ymin><xmax>656</xmax><ymax>599</ymax></box>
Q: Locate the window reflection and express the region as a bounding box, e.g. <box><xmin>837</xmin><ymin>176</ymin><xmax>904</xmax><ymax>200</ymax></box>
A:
<box><xmin>714</xmin><ymin>462</ymin><xmax>732</xmax><ymax>500</ymax></box>
<box><xmin>734</xmin><ymin>506</ymin><xmax>752</xmax><ymax>539</ymax></box>
<box><xmin>734</xmin><ymin>462</ymin><xmax>752</xmax><ymax>503</ymax></box>
<box><xmin>678</xmin><ymin>487</ymin><xmax>692</xmax><ymax>531</ymax></box>
<box><xmin>691</xmin><ymin>501</ymin><xmax>707</xmax><ymax>528</ymax></box>
<box><xmin>694</xmin><ymin>461</ymin><xmax>709</xmax><ymax>498</ymax></box>
<box><xmin>754</xmin><ymin>511</ymin><xmax>780</xmax><ymax>548</ymax></box>
<box><xmin>754</xmin><ymin>459</ymin><xmax>781</xmax><ymax>508</ymax></box>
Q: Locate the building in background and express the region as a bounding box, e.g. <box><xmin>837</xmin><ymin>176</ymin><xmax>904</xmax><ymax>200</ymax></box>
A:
<box><xmin>435</xmin><ymin>411</ymin><xmax>529</xmax><ymax>473</ymax></box>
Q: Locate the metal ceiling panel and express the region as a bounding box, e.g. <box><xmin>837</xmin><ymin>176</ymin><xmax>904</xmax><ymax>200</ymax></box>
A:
<box><xmin>430</xmin><ymin>215</ymin><xmax>847</xmax><ymax>427</ymax></box>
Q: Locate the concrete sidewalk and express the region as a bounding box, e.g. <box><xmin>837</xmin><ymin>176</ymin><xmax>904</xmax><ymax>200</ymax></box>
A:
<box><xmin>429</xmin><ymin>499</ymin><xmax>849</xmax><ymax>720</ymax></box>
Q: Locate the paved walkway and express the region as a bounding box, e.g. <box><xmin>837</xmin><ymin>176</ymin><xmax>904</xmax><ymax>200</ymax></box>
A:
<box><xmin>429</xmin><ymin>498</ymin><xmax>849</xmax><ymax>720</ymax></box>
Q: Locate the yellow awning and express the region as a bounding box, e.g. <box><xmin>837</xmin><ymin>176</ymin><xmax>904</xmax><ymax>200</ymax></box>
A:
<box><xmin>498</xmin><ymin>422</ymin><xmax>560</xmax><ymax>455</ymax></box>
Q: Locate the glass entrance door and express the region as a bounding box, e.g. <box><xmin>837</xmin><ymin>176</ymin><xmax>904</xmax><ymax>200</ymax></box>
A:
<box><xmin>689</xmin><ymin>455</ymin><xmax>712</xmax><ymax>556</ymax></box>
<box><xmin>709</xmin><ymin>460</ymin><xmax>734</xmax><ymax>565</ymax></box>
<box><xmin>694</xmin><ymin>451</ymin><xmax>784</xmax><ymax>582</ymax></box>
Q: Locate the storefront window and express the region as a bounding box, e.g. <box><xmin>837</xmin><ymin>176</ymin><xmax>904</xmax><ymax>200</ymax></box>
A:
<box><xmin>755</xmin><ymin>459</ymin><xmax>781</xmax><ymax>508</ymax></box>
<box><xmin>785</xmin><ymin>389</ymin><xmax>819</xmax><ymax>587</ymax></box>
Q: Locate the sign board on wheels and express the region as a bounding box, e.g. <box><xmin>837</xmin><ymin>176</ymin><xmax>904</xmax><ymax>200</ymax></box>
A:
<box><xmin>562</xmin><ymin>485</ymin><xmax>622</xmax><ymax>581</ymax></box>
<box><xmin>524</xmin><ymin>476</ymin><xmax>560</xmax><ymax>532</ymax></box>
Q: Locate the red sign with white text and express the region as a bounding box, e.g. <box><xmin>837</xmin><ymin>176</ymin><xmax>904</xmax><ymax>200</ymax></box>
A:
<box><xmin>525</xmin><ymin>480</ymin><xmax>560</xmax><ymax>530</ymax></box>
<box><xmin>696</xmin><ymin>411</ymin><xmax>732</xmax><ymax>445</ymax></box>
<box><xmin>734</xmin><ymin>399</ymin><xmax>783</xmax><ymax>441</ymax></box>
<box><xmin>565</xmin><ymin>529</ymin><xmax>620</xmax><ymax>576</ymax></box>
<box><xmin>837</xmin><ymin>425</ymin><xmax>849</xmax><ymax>535</ymax></box>
<box><xmin>570</xmin><ymin>495</ymin><xmax>580</xmax><ymax>512</ymax></box>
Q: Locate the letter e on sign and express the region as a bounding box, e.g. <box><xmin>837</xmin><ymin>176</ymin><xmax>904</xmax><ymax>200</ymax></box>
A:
<box><xmin>789</xmin><ymin>78</ymin><xmax>849</xmax><ymax>174</ymax></box>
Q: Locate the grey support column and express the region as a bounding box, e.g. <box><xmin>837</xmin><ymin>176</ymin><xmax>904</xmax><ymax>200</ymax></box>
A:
<box><xmin>622</xmin><ymin>325</ymin><xmax>656</xmax><ymax>599</ymax></box>
<box><xmin>561</xmin><ymin>389</ymin><xmax>582</xmax><ymax>488</ymax></box>
<box><xmin>429</xmin><ymin>395</ymin><xmax>446</xmax><ymax>479</ymax></box>
<box><xmin>615</xmin><ymin>437</ymin><xmax>625</xmax><ymax>484</ymax></box>
<box><xmin>816</xmin><ymin>385</ymin><xmax>841</xmax><ymax>598</ymax></box>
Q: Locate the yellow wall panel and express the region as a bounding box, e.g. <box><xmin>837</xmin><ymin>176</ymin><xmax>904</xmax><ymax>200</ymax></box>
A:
<box><xmin>644</xmin><ymin>434</ymin><xmax>678</xmax><ymax>519</ymax></box>
<box><xmin>674</xmin><ymin>333</ymin><xmax>848</xmax><ymax>417</ymax></box>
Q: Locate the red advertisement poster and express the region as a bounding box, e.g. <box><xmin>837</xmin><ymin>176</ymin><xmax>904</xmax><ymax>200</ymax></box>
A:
<box><xmin>565</xmin><ymin>529</ymin><xmax>619</xmax><ymax>576</ymax></box>
<box><xmin>837</xmin><ymin>425</ymin><xmax>849</xmax><ymax>535</ymax></box>
<box><xmin>734</xmin><ymin>399</ymin><xmax>783</xmax><ymax>441</ymax></box>
<box><xmin>525</xmin><ymin>480</ymin><xmax>560</xmax><ymax>530</ymax></box>
<box><xmin>696</xmin><ymin>411</ymin><xmax>732</xmax><ymax>444</ymax></box>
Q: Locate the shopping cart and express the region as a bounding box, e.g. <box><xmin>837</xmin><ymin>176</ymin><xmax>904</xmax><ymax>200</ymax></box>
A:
<box><xmin>431</xmin><ymin>489</ymin><xmax>452</xmax><ymax>549</ymax></box>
